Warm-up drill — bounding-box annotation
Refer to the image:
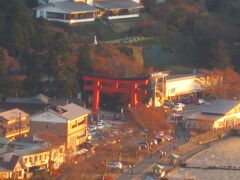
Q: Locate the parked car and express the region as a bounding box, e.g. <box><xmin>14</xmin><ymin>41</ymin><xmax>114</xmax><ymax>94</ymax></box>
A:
<box><xmin>182</xmin><ymin>98</ymin><xmax>191</xmax><ymax>104</ymax></box>
<box><xmin>154</xmin><ymin>136</ymin><xmax>162</xmax><ymax>143</ymax></box>
<box><xmin>75</xmin><ymin>148</ymin><xmax>88</xmax><ymax>155</ymax></box>
<box><xmin>106</xmin><ymin>162</ymin><xmax>123</xmax><ymax>170</ymax></box>
<box><xmin>155</xmin><ymin>135</ymin><xmax>172</xmax><ymax>142</ymax></box>
<box><xmin>163</xmin><ymin>100</ymin><xmax>174</xmax><ymax>107</ymax></box>
<box><xmin>98</xmin><ymin>120</ymin><xmax>104</xmax><ymax>124</ymax></box>
<box><xmin>197</xmin><ymin>98</ymin><xmax>206</xmax><ymax>105</ymax></box>
<box><xmin>174</xmin><ymin>103</ymin><xmax>185</xmax><ymax>108</ymax></box>
<box><xmin>172</xmin><ymin>106</ymin><xmax>183</xmax><ymax>112</ymax></box>
<box><xmin>151</xmin><ymin>139</ymin><xmax>158</xmax><ymax>145</ymax></box>
<box><xmin>88</xmin><ymin>125</ymin><xmax>97</xmax><ymax>132</ymax></box>
<box><xmin>108</xmin><ymin>139</ymin><xmax>117</xmax><ymax>144</ymax></box>
<box><xmin>138</xmin><ymin>141</ymin><xmax>148</xmax><ymax>149</ymax></box>
<box><xmin>97</xmin><ymin>123</ymin><xmax>104</xmax><ymax>129</ymax></box>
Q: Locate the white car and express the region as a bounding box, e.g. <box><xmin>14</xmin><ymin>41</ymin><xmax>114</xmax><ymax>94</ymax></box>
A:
<box><xmin>75</xmin><ymin>148</ymin><xmax>88</xmax><ymax>155</ymax></box>
<box><xmin>197</xmin><ymin>98</ymin><xmax>206</xmax><ymax>104</ymax></box>
<box><xmin>174</xmin><ymin>103</ymin><xmax>185</xmax><ymax>108</ymax></box>
<box><xmin>97</xmin><ymin>123</ymin><xmax>104</xmax><ymax>129</ymax></box>
<box><xmin>98</xmin><ymin>120</ymin><xmax>104</xmax><ymax>124</ymax></box>
<box><xmin>106</xmin><ymin>162</ymin><xmax>123</xmax><ymax>169</ymax></box>
<box><xmin>172</xmin><ymin>106</ymin><xmax>183</xmax><ymax>112</ymax></box>
<box><xmin>88</xmin><ymin>125</ymin><xmax>97</xmax><ymax>132</ymax></box>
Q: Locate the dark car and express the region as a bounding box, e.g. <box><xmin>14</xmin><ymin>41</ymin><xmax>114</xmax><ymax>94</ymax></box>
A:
<box><xmin>138</xmin><ymin>142</ymin><xmax>148</xmax><ymax>150</ymax></box>
<box><xmin>163</xmin><ymin>100</ymin><xmax>174</xmax><ymax>107</ymax></box>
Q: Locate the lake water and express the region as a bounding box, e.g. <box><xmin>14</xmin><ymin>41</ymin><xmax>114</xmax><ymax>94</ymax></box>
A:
<box><xmin>168</xmin><ymin>136</ymin><xmax>240</xmax><ymax>180</ymax></box>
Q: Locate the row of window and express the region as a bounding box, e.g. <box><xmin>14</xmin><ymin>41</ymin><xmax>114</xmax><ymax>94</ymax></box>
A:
<box><xmin>24</xmin><ymin>147</ymin><xmax>64</xmax><ymax>164</ymax></box>
<box><xmin>104</xmin><ymin>9</ymin><xmax>140</xmax><ymax>16</ymax></box>
<box><xmin>24</xmin><ymin>153</ymin><xmax>49</xmax><ymax>164</ymax></box>
<box><xmin>71</xmin><ymin>119</ymin><xmax>86</xmax><ymax>129</ymax></box>
<box><xmin>46</xmin><ymin>12</ymin><xmax>97</xmax><ymax>20</ymax></box>
<box><xmin>45</xmin><ymin>8</ymin><xmax>140</xmax><ymax>20</ymax></box>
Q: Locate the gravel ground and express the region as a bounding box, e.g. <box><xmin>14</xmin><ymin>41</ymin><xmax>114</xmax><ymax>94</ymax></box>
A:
<box><xmin>168</xmin><ymin>136</ymin><xmax>240</xmax><ymax>180</ymax></box>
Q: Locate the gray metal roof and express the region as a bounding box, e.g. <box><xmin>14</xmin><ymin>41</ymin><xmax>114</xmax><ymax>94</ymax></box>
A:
<box><xmin>59</xmin><ymin>103</ymin><xmax>90</xmax><ymax>120</ymax></box>
<box><xmin>95</xmin><ymin>0</ymin><xmax>142</xmax><ymax>10</ymax></box>
<box><xmin>201</xmin><ymin>100</ymin><xmax>240</xmax><ymax>115</ymax></box>
<box><xmin>186</xmin><ymin>112</ymin><xmax>221</xmax><ymax>121</ymax></box>
<box><xmin>54</xmin><ymin>1</ymin><xmax>99</xmax><ymax>13</ymax></box>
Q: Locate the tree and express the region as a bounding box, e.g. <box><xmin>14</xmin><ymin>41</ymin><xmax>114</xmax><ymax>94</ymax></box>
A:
<box><xmin>210</xmin><ymin>40</ymin><xmax>232</xmax><ymax>69</ymax></box>
<box><xmin>130</xmin><ymin>105</ymin><xmax>172</xmax><ymax>153</ymax></box>
<box><xmin>46</xmin><ymin>32</ymin><xmax>78</xmax><ymax>97</ymax></box>
<box><xmin>0</xmin><ymin>0</ymin><xmax>33</xmax><ymax>57</ymax></box>
<box><xmin>89</xmin><ymin>44</ymin><xmax>146</xmax><ymax>77</ymax></box>
<box><xmin>0</xmin><ymin>48</ymin><xmax>23</xmax><ymax>96</ymax></box>
<box><xmin>199</xmin><ymin>68</ymin><xmax>240</xmax><ymax>99</ymax></box>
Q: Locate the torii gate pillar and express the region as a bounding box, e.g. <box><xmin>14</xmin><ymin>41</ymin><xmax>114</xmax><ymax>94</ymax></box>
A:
<box><xmin>83</xmin><ymin>75</ymin><xmax>149</xmax><ymax>114</ymax></box>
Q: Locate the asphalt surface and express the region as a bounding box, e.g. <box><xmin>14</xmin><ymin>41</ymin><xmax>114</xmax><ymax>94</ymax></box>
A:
<box><xmin>117</xmin><ymin>104</ymin><xmax>205</xmax><ymax>180</ymax></box>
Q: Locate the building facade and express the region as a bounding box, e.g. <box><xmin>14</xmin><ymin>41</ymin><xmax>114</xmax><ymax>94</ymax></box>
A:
<box><xmin>150</xmin><ymin>72</ymin><xmax>203</xmax><ymax>107</ymax></box>
<box><xmin>0</xmin><ymin>138</ymin><xmax>65</xmax><ymax>179</ymax></box>
<box><xmin>30</xmin><ymin>103</ymin><xmax>90</xmax><ymax>152</ymax></box>
<box><xmin>35</xmin><ymin>0</ymin><xmax>143</xmax><ymax>23</ymax></box>
<box><xmin>186</xmin><ymin>100</ymin><xmax>240</xmax><ymax>130</ymax></box>
<box><xmin>0</xmin><ymin>109</ymin><xmax>30</xmax><ymax>140</ymax></box>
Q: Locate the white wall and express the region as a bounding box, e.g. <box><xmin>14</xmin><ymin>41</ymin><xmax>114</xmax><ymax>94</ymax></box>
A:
<box><xmin>166</xmin><ymin>76</ymin><xmax>201</xmax><ymax>97</ymax></box>
<box><xmin>108</xmin><ymin>14</ymin><xmax>139</xmax><ymax>20</ymax></box>
<box><xmin>132</xmin><ymin>0</ymin><xmax>140</xmax><ymax>3</ymax></box>
<box><xmin>36</xmin><ymin>5</ymin><xmax>67</xmax><ymax>18</ymax></box>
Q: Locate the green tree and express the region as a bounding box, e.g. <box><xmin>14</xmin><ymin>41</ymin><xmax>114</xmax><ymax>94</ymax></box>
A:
<box><xmin>0</xmin><ymin>0</ymin><xmax>33</xmax><ymax>57</ymax></box>
<box><xmin>46</xmin><ymin>32</ymin><xmax>78</xmax><ymax>97</ymax></box>
<box><xmin>210</xmin><ymin>40</ymin><xmax>232</xmax><ymax>69</ymax></box>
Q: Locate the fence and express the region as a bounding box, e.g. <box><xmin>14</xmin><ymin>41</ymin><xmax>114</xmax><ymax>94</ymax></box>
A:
<box><xmin>189</xmin><ymin>126</ymin><xmax>233</xmax><ymax>144</ymax></box>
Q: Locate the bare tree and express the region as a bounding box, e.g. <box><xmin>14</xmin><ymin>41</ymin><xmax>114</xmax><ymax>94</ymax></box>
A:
<box><xmin>198</xmin><ymin>68</ymin><xmax>240</xmax><ymax>100</ymax></box>
<box><xmin>130</xmin><ymin>105</ymin><xmax>172</xmax><ymax>154</ymax></box>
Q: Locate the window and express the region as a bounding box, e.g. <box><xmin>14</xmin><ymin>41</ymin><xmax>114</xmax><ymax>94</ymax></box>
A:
<box><xmin>30</xmin><ymin>157</ymin><xmax>33</xmax><ymax>162</ymax></box>
<box><xmin>78</xmin><ymin>119</ymin><xmax>86</xmax><ymax>126</ymax></box>
<box><xmin>77</xmin><ymin>129</ymin><xmax>86</xmax><ymax>139</ymax></box>
<box><xmin>46</xmin><ymin>12</ymin><xmax>64</xmax><ymax>19</ymax></box>
<box><xmin>39</xmin><ymin>155</ymin><xmax>42</xmax><ymax>161</ymax></box>
<box><xmin>72</xmin><ymin>120</ymin><xmax>77</xmax><ymax>129</ymax></box>
<box><xmin>170</xmin><ymin>88</ymin><xmax>176</xmax><ymax>93</ymax></box>
<box><xmin>44</xmin><ymin>154</ymin><xmax>48</xmax><ymax>160</ymax></box>
<box><xmin>34</xmin><ymin>156</ymin><xmax>38</xmax><ymax>162</ymax></box>
<box><xmin>24</xmin><ymin>158</ymin><xmax>28</xmax><ymax>163</ymax></box>
<box><xmin>40</xmin><ymin>11</ymin><xmax>44</xmax><ymax>17</ymax></box>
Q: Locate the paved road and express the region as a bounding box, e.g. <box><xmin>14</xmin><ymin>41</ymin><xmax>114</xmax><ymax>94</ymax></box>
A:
<box><xmin>117</xmin><ymin>103</ymin><xmax>205</xmax><ymax>180</ymax></box>
<box><xmin>117</xmin><ymin>142</ymin><xmax>176</xmax><ymax>180</ymax></box>
<box><xmin>117</xmin><ymin>122</ymin><xmax>187</xmax><ymax>180</ymax></box>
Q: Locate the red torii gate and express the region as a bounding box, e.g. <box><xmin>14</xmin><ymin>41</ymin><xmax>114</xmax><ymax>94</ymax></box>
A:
<box><xmin>83</xmin><ymin>75</ymin><xmax>149</xmax><ymax>113</ymax></box>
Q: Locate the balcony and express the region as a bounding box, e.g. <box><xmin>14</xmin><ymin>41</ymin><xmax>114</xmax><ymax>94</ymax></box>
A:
<box><xmin>5</xmin><ymin>127</ymin><xmax>30</xmax><ymax>138</ymax></box>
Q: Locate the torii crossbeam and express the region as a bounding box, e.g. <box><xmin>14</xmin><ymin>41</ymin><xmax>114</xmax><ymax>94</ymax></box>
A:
<box><xmin>83</xmin><ymin>75</ymin><xmax>149</xmax><ymax>113</ymax></box>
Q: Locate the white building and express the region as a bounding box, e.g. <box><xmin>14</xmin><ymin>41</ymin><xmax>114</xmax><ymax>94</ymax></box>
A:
<box><xmin>36</xmin><ymin>0</ymin><xmax>100</xmax><ymax>24</ymax></box>
<box><xmin>166</xmin><ymin>74</ymin><xmax>202</xmax><ymax>99</ymax></box>
<box><xmin>35</xmin><ymin>0</ymin><xmax>143</xmax><ymax>23</ymax></box>
<box><xmin>94</xmin><ymin>0</ymin><xmax>143</xmax><ymax>20</ymax></box>
<box><xmin>150</xmin><ymin>73</ymin><xmax>203</xmax><ymax>107</ymax></box>
<box><xmin>186</xmin><ymin>100</ymin><xmax>240</xmax><ymax>130</ymax></box>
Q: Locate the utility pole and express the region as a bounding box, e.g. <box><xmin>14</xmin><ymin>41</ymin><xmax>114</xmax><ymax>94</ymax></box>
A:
<box><xmin>18</xmin><ymin>113</ymin><xmax>21</xmax><ymax>136</ymax></box>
